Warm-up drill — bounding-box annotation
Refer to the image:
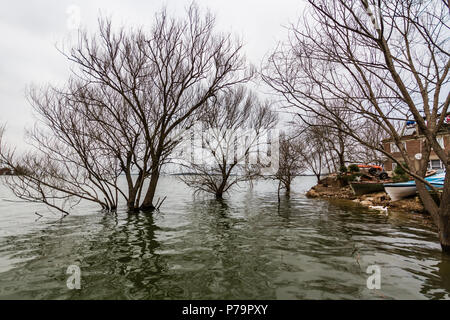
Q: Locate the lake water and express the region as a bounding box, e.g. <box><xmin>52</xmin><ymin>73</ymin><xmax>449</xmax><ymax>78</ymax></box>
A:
<box><xmin>0</xmin><ymin>176</ymin><xmax>449</xmax><ymax>300</ymax></box>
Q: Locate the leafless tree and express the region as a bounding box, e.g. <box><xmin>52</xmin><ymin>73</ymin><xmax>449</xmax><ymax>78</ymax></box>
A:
<box><xmin>0</xmin><ymin>4</ymin><xmax>252</xmax><ymax>213</ymax></box>
<box><xmin>296</xmin><ymin>124</ymin><xmax>330</xmax><ymax>182</ymax></box>
<box><xmin>296</xmin><ymin>109</ymin><xmax>386</xmax><ymax>171</ymax></box>
<box><xmin>273</xmin><ymin>132</ymin><xmax>306</xmax><ymax>200</ymax></box>
<box><xmin>351</xmin><ymin>120</ymin><xmax>388</xmax><ymax>166</ymax></box>
<box><xmin>263</xmin><ymin>0</ymin><xmax>450</xmax><ymax>251</ymax></box>
<box><xmin>178</xmin><ymin>86</ymin><xmax>277</xmax><ymax>199</ymax></box>
<box><xmin>0</xmin><ymin>86</ymin><xmax>129</xmax><ymax>214</ymax></box>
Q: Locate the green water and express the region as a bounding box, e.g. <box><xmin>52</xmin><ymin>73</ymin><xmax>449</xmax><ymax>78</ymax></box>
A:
<box><xmin>0</xmin><ymin>176</ymin><xmax>449</xmax><ymax>299</ymax></box>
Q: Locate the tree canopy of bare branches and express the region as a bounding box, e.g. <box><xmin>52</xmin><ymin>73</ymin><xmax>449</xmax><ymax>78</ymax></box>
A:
<box><xmin>178</xmin><ymin>86</ymin><xmax>277</xmax><ymax>199</ymax></box>
<box><xmin>0</xmin><ymin>4</ymin><xmax>252</xmax><ymax>213</ymax></box>
<box><xmin>274</xmin><ymin>132</ymin><xmax>307</xmax><ymax>198</ymax></box>
<box><xmin>262</xmin><ymin>0</ymin><xmax>450</xmax><ymax>251</ymax></box>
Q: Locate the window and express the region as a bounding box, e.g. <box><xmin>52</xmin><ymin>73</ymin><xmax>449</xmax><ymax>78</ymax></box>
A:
<box><xmin>390</xmin><ymin>142</ymin><xmax>406</xmax><ymax>153</ymax></box>
<box><xmin>428</xmin><ymin>159</ymin><xmax>443</xmax><ymax>170</ymax></box>
<box><xmin>392</xmin><ymin>162</ymin><xmax>397</xmax><ymax>171</ymax></box>
<box><xmin>437</xmin><ymin>136</ymin><xmax>444</xmax><ymax>149</ymax></box>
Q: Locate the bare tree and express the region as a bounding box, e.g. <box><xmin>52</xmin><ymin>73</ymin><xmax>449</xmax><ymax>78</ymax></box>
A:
<box><xmin>351</xmin><ymin>119</ymin><xmax>388</xmax><ymax>166</ymax></box>
<box><xmin>178</xmin><ymin>86</ymin><xmax>277</xmax><ymax>199</ymax></box>
<box><xmin>263</xmin><ymin>0</ymin><xmax>450</xmax><ymax>251</ymax></box>
<box><xmin>296</xmin><ymin>107</ymin><xmax>386</xmax><ymax>171</ymax></box>
<box><xmin>0</xmin><ymin>4</ymin><xmax>252</xmax><ymax>213</ymax></box>
<box><xmin>296</xmin><ymin>125</ymin><xmax>330</xmax><ymax>182</ymax></box>
<box><xmin>274</xmin><ymin>132</ymin><xmax>306</xmax><ymax>200</ymax></box>
<box><xmin>0</xmin><ymin>87</ymin><xmax>128</xmax><ymax>214</ymax></box>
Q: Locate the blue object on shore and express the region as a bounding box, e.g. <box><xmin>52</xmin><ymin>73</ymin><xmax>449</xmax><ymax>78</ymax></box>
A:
<box><xmin>383</xmin><ymin>172</ymin><xmax>446</xmax><ymax>201</ymax></box>
<box><xmin>424</xmin><ymin>172</ymin><xmax>446</xmax><ymax>187</ymax></box>
<box><xmin>384</xmin><ymin>172</ymin><xmax>445</xmax><ymax>188</ymax></box>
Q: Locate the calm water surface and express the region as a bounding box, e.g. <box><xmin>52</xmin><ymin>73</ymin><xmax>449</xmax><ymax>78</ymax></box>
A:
<box><xmin>0</xmin><ymin>176</ymin><xmax>449</xmax><ymax>300</ymax></box>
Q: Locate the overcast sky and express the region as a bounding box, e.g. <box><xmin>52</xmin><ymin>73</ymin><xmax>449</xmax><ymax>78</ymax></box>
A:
<box><xmin>0</xmin><ymin>0</ymin><xmax>306</xmax><ymax>150</ymax></box>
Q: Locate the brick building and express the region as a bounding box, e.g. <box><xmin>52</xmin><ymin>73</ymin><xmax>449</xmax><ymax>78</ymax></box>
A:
<box><xmin>383</xmin><ymin>118</ymin><xmax>450</xmax><ymax>172</ymax></box>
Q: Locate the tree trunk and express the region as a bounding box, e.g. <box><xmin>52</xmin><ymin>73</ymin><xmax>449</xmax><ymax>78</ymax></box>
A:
<box><xmin>277</xmin><ymin>180</ymin><xmax>281</xmax><ymax>204</ymax></box>
<box><xmin>127</xmin><ymin>189</ymin><xmax>139</xmax><ymax>212</ymax></box>
<box><xmin>337</xmin><ymin>127</ymin><xmax>346</xmax><ymax>169</ymax></box>
<box><xmin>315</xmin><ymin>173</ymin><xmax>321</xmax><ymax>184</ymax></box>
<box><xmin>215</xmin><ymin>192</ymin><xmax>223</xmax><ymax>200</ymax></box>
<box><xmin>215</xmin><ymin>181</ymin><xmax>226</xmax><ymax>200</ymax></box>
<box><xmin>415</xmin><ymin>152</ymin><xmax>450</xmax><ymax>254</ymax></box>
<box><xmin>140</xmin><ymin>168</ymin><xmax>160</xmax><ymax>211</ymax></box>
<box><xmin>285</xmin><ymin>180</ymin><xmax>291</xmax><ymax>198</ymax></box>
<box><xmin>338</xmin><ymin>153</ymin><xmax>345</xmax><ymax>171</ymax></box>
<box><xmin>438</xmin><ymin>163</ymin><xmax>450</xmax><ymax>253</ymax></box>
<box><xmin>416</xmin><ymin>180</ymin><xmax>439</xmax><ymax>220</ymax></box>
<box><xmin>214</xmin><ymin>170</ymin><xmax>229</xmax><ymax>200</ymax></box>
<box><xmin>439</xmin><ymin>194</ymin><xmax>450</xmax><ymax>253</ymax></box>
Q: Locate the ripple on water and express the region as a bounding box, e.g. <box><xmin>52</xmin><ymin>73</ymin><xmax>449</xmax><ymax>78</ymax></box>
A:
<box><xmin>0</xmin><ymin>176</ymin><xmax>449</xmax><ymax>300</ymax></box>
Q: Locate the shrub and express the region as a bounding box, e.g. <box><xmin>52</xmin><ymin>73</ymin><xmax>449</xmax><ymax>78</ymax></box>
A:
<box><xmin>394</xmin><ymin>162</ymin><xmax>408</xmax><ymax>176</ymax></box>
<box><xmin>393</xmin><ymin>162</ymin><xmax>409</xmax><ymax>182</ymax></box>
<box><xmin>341</xmin><ymin>173</ymin><xmax>363</xmax><ymax>183</ymax></box>
<box><xmin>392</xmin><ymin>174</ymin><xmax>409</xmax><ymax>182</ymax></box>
<box><xmin>348</xmin><ymin>164</ymin><xmax>360</xmax><ymax>173</ymax></box>
<box><xmin>339</xmin><ymin>165</ymin><xmax>348</xmax><ymax>174</ymax></box>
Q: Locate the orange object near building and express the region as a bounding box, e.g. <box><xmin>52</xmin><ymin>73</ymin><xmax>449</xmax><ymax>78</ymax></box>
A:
<box><xmin>357</xmin><ymin>164</ymin><xmax>383</xmax><ymax>171</ymax></box>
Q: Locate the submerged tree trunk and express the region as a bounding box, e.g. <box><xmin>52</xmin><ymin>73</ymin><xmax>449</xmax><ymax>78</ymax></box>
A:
<box><xmin>127</xmin><ymin>189</ymin><xmax>139</xmax><ymax>212</ymax></box>
<box><xmin>284</xmin><ymin>177</ymin><xmax>291</xmax><ymax>198</ymax></box>
<box><xmin>277</xmin><ymin>180</ymin><xmax>281</xmax><ymax>204</ymax></box>
<box><xmin>285</xmin><ymin>185</ymin><xmax>291</xmax><ymax>198</ymax></box>
<box><xmin>140</xmin><ymin>168</ymin><xmax>160</xmax><ymax>211</ymax></box>
<box><xmin>215</xmin><ymin>175</ymin><xmax>227</xmax><ymax>200</ymax></box>
<box><xmin>215</xmin><ymin>192</ymin><xmax>224</xmax><ymax>200</ymax></box>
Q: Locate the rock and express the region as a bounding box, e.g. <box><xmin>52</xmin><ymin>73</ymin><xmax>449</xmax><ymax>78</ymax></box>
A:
<box><xmin>306</xmin><ymin>189</ymin><xmax>319</xmax><ymax>198</ymax></box>
<box><xmin>389</xmin><ymin>198</ymin><xmax>425</xmax><ymax>213</ymax></box>
<box><xmin>306</xmin><ymin>182</ymin><xmax>426</xmax><ymax>215</ymax></box>
<box><xmin>372</xmin><ymin>192</ymin><xmax>386</xmax><ymax>198</ymax></box>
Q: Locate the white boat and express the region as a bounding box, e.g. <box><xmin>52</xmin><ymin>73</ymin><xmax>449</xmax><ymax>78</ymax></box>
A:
<box><xmin>383</xmin><ymin>184</ymin><xmax>417</xmax><ymax>201</ymax></box>
<box><xmin>383</xmin><ymin>172</ymin><xmax>445</xmax><ymax>201</ymax></box>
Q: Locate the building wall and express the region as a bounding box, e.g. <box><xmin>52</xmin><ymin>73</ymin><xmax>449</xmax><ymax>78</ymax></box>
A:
<box><xmin>383</xmin><ymin>133</ymin><xmax>450</xmax><ymax>171</ymax></box>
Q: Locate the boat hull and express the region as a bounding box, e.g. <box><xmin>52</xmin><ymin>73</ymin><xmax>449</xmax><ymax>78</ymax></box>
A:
<box><xmin>383</xmin><ymin>172</ymin><xmax>445</xmax><ymax>201</ymax></box>
<box><xmin>383</xmin><ymin>185</ymin><xmax>417</xmax><ymax>201</ymax></box>
<box><xmin>350</xmin><ymin>182</ymin><xmax>384</xmax><ymax>196</ymax></box>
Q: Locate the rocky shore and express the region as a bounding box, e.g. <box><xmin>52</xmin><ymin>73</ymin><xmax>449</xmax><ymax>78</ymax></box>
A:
<box><xmin>306</xmin><ymin>176</ymin><xmax>426</xmax><ymax>214</ymax></box>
